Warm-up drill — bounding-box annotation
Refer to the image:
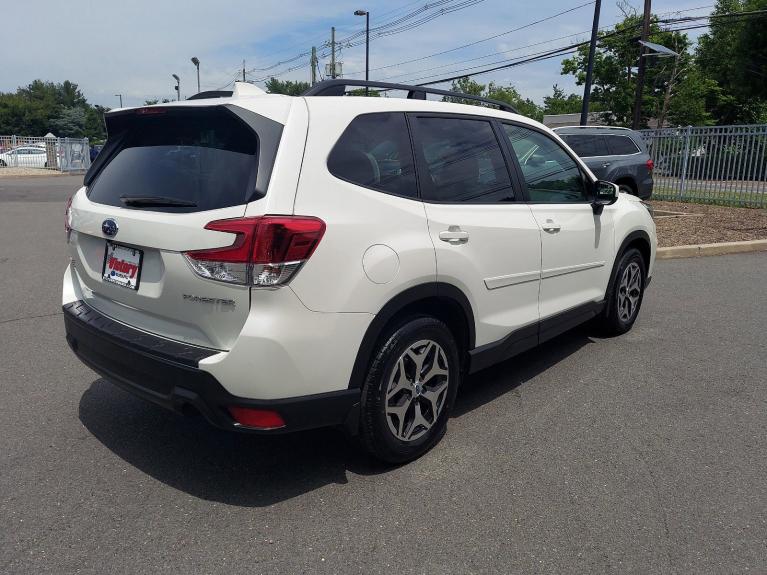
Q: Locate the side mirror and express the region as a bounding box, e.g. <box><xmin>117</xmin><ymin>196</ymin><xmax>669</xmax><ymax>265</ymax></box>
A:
<box><xmin>592</xmin><ymin>180</ymin><xmax>618</xmax><ymax>215</ymax></box>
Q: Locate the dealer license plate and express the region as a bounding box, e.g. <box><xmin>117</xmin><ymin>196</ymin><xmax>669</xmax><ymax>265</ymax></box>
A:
<box><xmin>102</xmin><ymin>242</ymin><xmax>143</xmax><ymax>290</ymax></box>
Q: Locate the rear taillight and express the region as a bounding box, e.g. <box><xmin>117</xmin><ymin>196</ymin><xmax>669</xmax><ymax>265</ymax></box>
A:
<box><xmin>183</xmin><ymin>216</ymin><xmax>325</xmax><ymax>287</ymax></box>
<box><xmin>65</xmin><ymin>196</ymin><xmax>73</xmax><ymax>239</ymax></box>
<box><xmin>646</xmin><ymin>158</ymin><xmax>654</xmax><ymax>171</ymax></box>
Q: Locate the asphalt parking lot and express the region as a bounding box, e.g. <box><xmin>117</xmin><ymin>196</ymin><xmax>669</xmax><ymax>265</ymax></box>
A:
<box><xmin>1</xmin><ymin>175</ymin><xmax>766</xmax><ymax>574</ymax></box>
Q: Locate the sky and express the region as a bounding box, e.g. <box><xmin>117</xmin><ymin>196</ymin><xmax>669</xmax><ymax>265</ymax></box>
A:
<box><xmin>2</xmin><ymin>0</ymin><xmax>714</xmax><ymax>109</ymax></box>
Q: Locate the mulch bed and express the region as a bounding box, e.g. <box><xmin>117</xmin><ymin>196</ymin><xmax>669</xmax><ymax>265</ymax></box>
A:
<box><xmin>650</xmin><ymin>200</ymin><xmax>767</xmax><ymax>247</ymax></box>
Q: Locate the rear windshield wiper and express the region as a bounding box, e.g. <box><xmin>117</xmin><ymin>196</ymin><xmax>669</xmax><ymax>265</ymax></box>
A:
<box><xmin>120</xmin><ymin>195</ymin><xmax>197</xmax><ymax>208</ymax></box>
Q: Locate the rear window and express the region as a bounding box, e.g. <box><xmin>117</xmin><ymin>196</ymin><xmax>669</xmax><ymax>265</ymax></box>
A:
<box><xmin>605</xmin><ymin>135</ymin><xmax>641</xmax><ymax>155</ymax></box>
<box><xmin>560</xmin><ymin>134</ymin><xmax>609</xmax><ymax>157</ymax></box>
<box><xmin>87</xmin><ymin>108</ymin><xmax>259</xmax><ymax>212</ymax></box>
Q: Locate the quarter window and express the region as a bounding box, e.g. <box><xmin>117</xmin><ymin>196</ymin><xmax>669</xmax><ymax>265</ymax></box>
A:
<box><xmin>560</xmin><ymin>134</ymin><xmax>609</xmax><ymax>158</ymax></box>
<box><xmin>503</xmin><ymin>124</ymin><xmax>588</xmax><ymax>203</ymax></box>
<box><xmin>605</xmin><ymin>135</ymin><xmax>640</xmax><ymax>155</ymax></box>
<box><xmin>412</xmin><ymin>116</ymin><xmax>514</xmax><ymax>203</ymax></box>
<box><xmin>327</xmin><ymin>112</ymin><xmax>417</xmax><ymax>198</ymax></box>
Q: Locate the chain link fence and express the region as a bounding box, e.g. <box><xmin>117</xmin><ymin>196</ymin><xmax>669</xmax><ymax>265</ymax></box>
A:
<box><xmin>0</xmin><ymin>135</ymin><xmax>91</xmax><ymax>173</ymax></box>
<box><xmin>640</xmin><ymin>124</ymin><xmax>767</xmax><ymax>208</ymax></box>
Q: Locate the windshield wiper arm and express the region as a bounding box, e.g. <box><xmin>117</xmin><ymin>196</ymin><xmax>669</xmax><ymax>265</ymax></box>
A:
<box><xmin>120</xmin><ymin>195</ymin><xmax>197</xmax><ymax>208</ymax></box>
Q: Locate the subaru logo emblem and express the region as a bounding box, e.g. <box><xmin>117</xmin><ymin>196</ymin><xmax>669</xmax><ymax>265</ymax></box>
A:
<box><xmin>102</xmin><ymin>219</ymin><xmax>118</xmax><ymax>237</ymax></box>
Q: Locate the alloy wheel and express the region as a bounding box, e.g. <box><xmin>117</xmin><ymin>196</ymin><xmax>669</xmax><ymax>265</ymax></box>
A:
<box><xmin>617</xmin><ymin>262</ymin><xmax>642</xmax><ymax>323</ymax></box>
<box><xmin>385</xmin><ymin>339</ymin><xmax>449</xmax><ymax>442</ymax></box>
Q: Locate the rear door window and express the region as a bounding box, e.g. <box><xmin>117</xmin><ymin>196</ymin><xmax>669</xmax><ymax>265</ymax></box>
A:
<box><xmin>411</xmin><ymin>116</ymin><xmax>514</xmax><ymax>203</ymax></box>
<box><xmin>87</xmin><ymin>107</ymin><xmax>260</xmax><ymax>213</ymax></box>
<box><xmin>327</xmin><ymin>112</ymin><xmax>417</xmax><ymax>198</ymax></box>
<box><xmin>605</xmin><ymin>135</ymin><xmax>640</xmax><ymax>155</ymax></box>
<box><xmin>560</xmin><ymin>134</ymin><xmax>609</xmax><ymax>157</ymax></box>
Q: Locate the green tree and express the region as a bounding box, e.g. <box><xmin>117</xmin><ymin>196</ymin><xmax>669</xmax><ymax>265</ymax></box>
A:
<box><xmin>0</xmin><ymin>79</ymin><xmax>107</xmax><ymax>139</ymax></box>
<box><xmin>561</xmin><ymin>11</ymin><xmax>699</xmax><ymax>126</ymax></box>
<box><xmin>264</xmin><ymin>78</ymin><xmax>310</xmax><ymax>95</ymax></box>
<box><xmin>50</xmin><ymin>107</ymin><xmax>86</xmax><ymax>137</ymax></box>
<box><xmin>697</xmin><ymin>0</ymin><xmax>767</xmax><ymax>123</ymax></box>
<box><xmin>442</xmin><ymin>77</ymin><xmax>543</xmax><ymax>121</ymax></box>
<box><xmin>543</xmin><ymin>84</ymin><xmax>584</xmax><ymax>115</ymax></box>
<box><xmin>144</xmin><ymin>99</ymin><xmax>159</xmax><ymax>105</ymax></box>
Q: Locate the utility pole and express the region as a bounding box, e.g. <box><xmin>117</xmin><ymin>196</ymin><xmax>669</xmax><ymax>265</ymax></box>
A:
<box><xmin>632</xmin><ymin>0</ymin><xmax>652</xmax><ymax>129</ymax></box>
<box><xmin>242</xmin><ymin>60</ymin><xmax>246</xmax><ymax>82</ymax></box>
<box><xmin>311</xmin><ymin>46</ymin><xmax>317</xmax><ymax>85</ymax></box>
<box><xmin>331</xmin><ymin>27</ymin><xmax>337</xmax><ymax>79</ymax></box>
<box><xmin>580</xmin><ymin>0</ymin><xmax>601</xmax><ymax>125</ymax></box>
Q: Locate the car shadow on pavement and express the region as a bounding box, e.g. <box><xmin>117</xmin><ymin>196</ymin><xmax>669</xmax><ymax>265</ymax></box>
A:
<box><xmin>78</xmin><ymin>326</ymin><xmax>595</xmax><ymax>507</ymax></box>
<box><xmin>453</xmin><ymin>326</ymin><xmax>594</xmax><ymax>418</ymax></box>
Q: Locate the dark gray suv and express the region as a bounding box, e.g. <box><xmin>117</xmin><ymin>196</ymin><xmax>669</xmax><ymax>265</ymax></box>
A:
<box><xmin>553</xmin><ymin>126</ymin><xmax>654</xmax><ymax>199</ymax></box>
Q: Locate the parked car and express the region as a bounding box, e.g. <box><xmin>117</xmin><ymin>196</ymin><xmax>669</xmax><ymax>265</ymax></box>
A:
<box><xmin>553</xmin><ymin>126</ymin><xmax>654</xmax><ymax>199</ymax></box>
<box><xmin>63</xmin><ymin>80</ymin><xmax>656</xmax><ymax>463</ymax></box>
<box><xmin>0</xmin><ymin>145</ymin><xmax>49</xmax><ymax>168</ymax></box>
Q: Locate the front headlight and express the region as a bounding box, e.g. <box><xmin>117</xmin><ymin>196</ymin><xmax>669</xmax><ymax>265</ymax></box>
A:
<box><xmin>640</xmin><ymin>200</ymin><xmax>654</xmax><ymax>217</ymax></box>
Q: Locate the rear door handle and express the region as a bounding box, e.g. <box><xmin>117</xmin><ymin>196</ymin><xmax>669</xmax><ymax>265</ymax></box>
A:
<box><xmin>542</xmin><ymin>219</ymin><xmax>561</xmax><ymax>233</ymax></box>
<box><xmin>602</xmin><ymin>162</ymin><xmax>611</xmax><ymax>168</ymax></box>
<box><xmin>439</xmin><ymin>226</ymin><xmax>469</xmax><ymax>244</ymax></box>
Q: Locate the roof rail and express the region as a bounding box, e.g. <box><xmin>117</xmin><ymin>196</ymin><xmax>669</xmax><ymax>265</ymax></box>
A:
<box><xmin>302</xmin><ymin>79</ymin><xmax>518</xmax><ymax>114</ymax></box>
<box><xmin>552</xmin><ymin>125</ymin><xmax>633</xmax><ymax>132</ymax></box>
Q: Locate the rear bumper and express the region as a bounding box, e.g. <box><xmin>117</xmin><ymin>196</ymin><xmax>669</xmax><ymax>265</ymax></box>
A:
<box><xmin>63</xmin><ymin>300</ymin><xmax>360</xmax><ymax>434</ymax></box>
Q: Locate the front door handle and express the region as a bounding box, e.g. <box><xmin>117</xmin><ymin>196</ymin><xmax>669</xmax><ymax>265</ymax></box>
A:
<box><xmin>439</xmin><ymin>226</ymin><xmax>469</xmax><ymax>244</ymax></box>
<box><xmin>602</xmin><ymin>162</ymin><xmax>611</xmax><ymax>168</ymax></box>
<box><xmin>542</xmin><ymin>219</ymin><xmax>561</xmax><ymax>233</ymax></box>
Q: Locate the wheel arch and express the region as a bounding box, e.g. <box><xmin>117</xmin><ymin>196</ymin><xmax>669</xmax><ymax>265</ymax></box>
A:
<box><xmin>614</xmin><ymin>175</ymin><xmax>638</xmax><ymax>195</ymax></box>
<box><xmin>347</xmin><ymin>283</ymin><xmax>475</xmax><ymax>390</ymax></box>
<box><xmin>610</xmin><ymin>229</ymin><xmax>652</xmax><ymax>286</ymax></box>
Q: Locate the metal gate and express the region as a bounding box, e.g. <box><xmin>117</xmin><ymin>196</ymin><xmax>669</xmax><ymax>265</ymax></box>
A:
<box><xmin>0</xmin><ymin>135</ymin><xmax>91</xmax><ymax>172</ymax></box>
<box><xmin>640</xmin><ymin>124</ymin><xmax>767</xmax><ymax>207</ymax></box>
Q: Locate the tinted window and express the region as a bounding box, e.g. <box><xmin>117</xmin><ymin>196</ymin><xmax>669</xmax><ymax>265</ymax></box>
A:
<box><xmin>504</xmin><ymin>124</ymin><xmax>588</xmax><ymax>203</ymax></box>
<box><xmin>328</xmin><ymin>113</ymin><xmax>417</xmax><ymax>198</ymax></box>
<box><xmin>413</xmin><ymin>117</ymin><xmax>513</xmax><ymax>202</ymax></box>
<box><xmin>605</xmin><ymin>135</ymin><xmax>640</xmax><ymax>155</ymax></box>
<box><xmin>560</xmin><ymin>134</ymin><xmax>609</xmax><ymax>157</ymax></box>
<box><xmin>88</xmin><ymin>108</ymin><xmax>259</xmax><ymax>213</ymax></box>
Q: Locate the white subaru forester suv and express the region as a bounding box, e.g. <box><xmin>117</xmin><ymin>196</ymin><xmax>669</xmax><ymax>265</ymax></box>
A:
<box><xmin>63</xmin><ymin>80</ymin><xmax>656</xmax><ymax>463</ymax></box>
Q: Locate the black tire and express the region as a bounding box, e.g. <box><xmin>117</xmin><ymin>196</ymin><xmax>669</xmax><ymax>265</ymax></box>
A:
<box><xmin>618</xmin><ymin>183</ymin><xmax>636</xmax><ymax>196</ymax></box>
<box><xmin>359</xmin><ymin>316</ymin><xmax>460</xmax><ymax>463</ymax></box>
<box><xmin>0</xmin><ymin>160</ymin><xmax>6</xmax><ymax>167</ymax></box>
<box><xmin>595</xmin><ymin>248</ymin><xmax>646</xmax><ymax>336</ymax></box>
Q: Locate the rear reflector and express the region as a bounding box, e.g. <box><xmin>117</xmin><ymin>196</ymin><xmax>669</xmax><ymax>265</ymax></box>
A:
<box><xmin>228</xmin><ymin>406</ymin><xmax>286</xmax><ymax>430</ymax></box>
<box><xmin>183</xmin><ymin>216</ymin><xmax>325</xmax><ymax>287</ymax></box>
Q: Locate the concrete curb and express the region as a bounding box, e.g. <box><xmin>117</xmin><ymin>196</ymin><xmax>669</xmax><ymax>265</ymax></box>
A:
<box><xmin>657</xmin><ymin>239</ymin><xmax>767</xmax><ymax>259</ymax></box>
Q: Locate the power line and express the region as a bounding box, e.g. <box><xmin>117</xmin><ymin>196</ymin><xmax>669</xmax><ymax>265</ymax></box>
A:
<box><xmin>246</xmin><ymin>0</ymin><xmax>487</xmax><ymax>79</ymax></box>
<box><xmin>344</xmin><ymin>1</ymin><xmax>595</xmax><ymax>77</ymax></box>
<box><xmin>393</xmin><ymin>10</ymin><xmax>767</xmax><ymax>89</ymax></box>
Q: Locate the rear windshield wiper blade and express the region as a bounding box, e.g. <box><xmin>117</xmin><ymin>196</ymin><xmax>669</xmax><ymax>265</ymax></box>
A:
<box><xmin>120</xmin><ymin>195</ymin><xmax>197</xmax><ymax>208</ymax></box>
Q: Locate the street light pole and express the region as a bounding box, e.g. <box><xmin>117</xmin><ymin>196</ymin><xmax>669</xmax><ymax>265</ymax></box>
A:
<box><xmin>354</xmin><ymin>10</ymin><xmax>370</xmax><ymax>95</ymax></box>
<box><xmin>191</xmin><ymin>57</ymin><xmax>200</xmax><ymax>94</ymax></box>
<box><xmin>172</xmin><ymin>74</ymin><xmax>180</xmax><ymax>101</ymax></box>
<box><xmin>114</xmin><ymin>94</ymin><xmax>123</xmax><ymax>108</ymax></box>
